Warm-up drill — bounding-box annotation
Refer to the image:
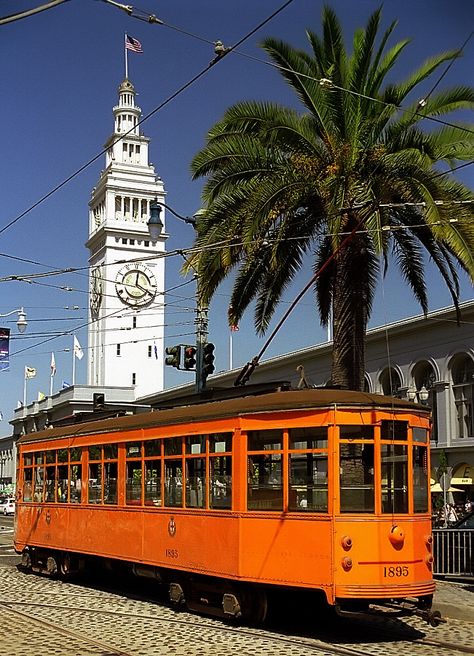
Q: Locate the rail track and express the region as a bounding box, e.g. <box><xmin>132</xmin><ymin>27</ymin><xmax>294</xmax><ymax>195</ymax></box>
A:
<box><xmin>0</xmin><ymin>575</ymin><xmax>474</xmax><ymax>656</ymax></box>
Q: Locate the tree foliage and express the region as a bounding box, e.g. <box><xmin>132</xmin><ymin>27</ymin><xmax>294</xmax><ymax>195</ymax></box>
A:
<box><xmin>186</xmin><ymin>6</ymin><xmax>474</xmax><ymax>389</ymax></box>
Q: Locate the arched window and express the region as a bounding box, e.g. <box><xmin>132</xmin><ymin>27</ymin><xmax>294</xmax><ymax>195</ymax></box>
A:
<box><xmin>451</xmin><ymin>354</ymin><xmax>474</xmax><ymax>439</ymax></box>
<box><xmin>379</xmin><ymin>367</ymin><xmax>402</xmax><ymax>397</ymax></box>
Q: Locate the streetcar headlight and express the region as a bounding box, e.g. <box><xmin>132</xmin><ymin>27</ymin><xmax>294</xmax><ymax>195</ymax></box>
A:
<box><xmin>389</xmin><ymin>525</ymin><xmax>405</xmax><ymax>549</ymax></box>
<box><xmin>341</xmin><ymin>557</ymin><xmax>353</xmax><ymax>571</ymax></box>
<box><xmin>341</xmin><ymin>535</ymin><xmax>353</xmax><ymax>550</ymax></box>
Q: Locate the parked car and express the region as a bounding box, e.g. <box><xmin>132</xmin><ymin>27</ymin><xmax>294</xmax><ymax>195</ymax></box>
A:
<box><xmin>433</xmin><ymin>511</ymin><xmax>474</xmax><ymax>578</ymax></box>
<box><xmin>0</xmin><ymin>497</ymin><xmax>15</xmax><ymax>515</ymax></box>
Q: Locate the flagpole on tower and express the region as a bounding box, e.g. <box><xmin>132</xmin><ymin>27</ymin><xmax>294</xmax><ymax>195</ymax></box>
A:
<box><xmin>124</xmin><ymin>33</ymin><xmax>128</xmax><ymax>78</ymax></box>
<box><xmin>72</xmin><ymin>338</ymin><xmax>76</xmax><ymax>386</ymax></box>
<box><xmin>23</xmin><ymin>368</ymin><xmax>27</xmax><ymax>408</ymax></box>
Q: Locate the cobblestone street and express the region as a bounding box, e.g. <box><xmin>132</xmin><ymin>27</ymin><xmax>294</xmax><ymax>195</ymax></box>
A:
<box><xmin>0</xmin><ymin>558</ymin><xmax>472</xmax><ymax>655</ymax></box>
<box><xmin>1</xmin><ymin>516</ymin><xmax>473</xmax><ymax>656</ymax></box>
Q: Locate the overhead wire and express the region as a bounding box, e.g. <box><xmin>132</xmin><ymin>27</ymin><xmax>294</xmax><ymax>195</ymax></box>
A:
<box><xmin>0</xmin><ymin>0</ymin><xmax>296</xmax><ymax>239</ymax></box>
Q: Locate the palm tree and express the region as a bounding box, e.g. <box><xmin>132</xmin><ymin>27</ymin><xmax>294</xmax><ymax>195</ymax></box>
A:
<box><xmin>186</xmin><ymin>6</ymin><xmax>474</xmax><ymax>390</ymax></box>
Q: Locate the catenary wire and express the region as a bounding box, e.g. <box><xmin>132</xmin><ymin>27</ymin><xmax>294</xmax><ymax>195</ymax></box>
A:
<box><xmin>0</xmin><ymin>0</ymin><xmax>296</xmax><ymax>239</ymax></box>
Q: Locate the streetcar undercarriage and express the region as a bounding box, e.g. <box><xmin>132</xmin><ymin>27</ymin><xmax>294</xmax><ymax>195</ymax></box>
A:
<box><xmin>19</xmin><ymin>546</ymin><xmax>442</xmax><ymax>627</ymax></box>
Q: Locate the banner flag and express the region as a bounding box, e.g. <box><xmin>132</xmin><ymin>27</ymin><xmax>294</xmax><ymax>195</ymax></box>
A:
<box><xmin>73</xmin><ymin>336</ymin><xmax>84</xmax><ymax>360</ymax></box>
<box><xmin>25</xmin><ymin>366</ymin><xmax>37</xmax><ymax>379</ymax></box>
<box><xmin>0</xmin><ymin>327</ymin><xmax>10</xmax><ymax>371</ymax></box>
<box><xmin>50</xmin><ymin>352</ymin><xmax>56</xmax><ymax>377</ymax></box>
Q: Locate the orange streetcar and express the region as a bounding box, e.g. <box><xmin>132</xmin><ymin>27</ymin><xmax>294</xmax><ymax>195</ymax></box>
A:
<box><xmin>14</xmin><ymin>387</ymin><xmax>439</xmax><ymax>625</ymax></box>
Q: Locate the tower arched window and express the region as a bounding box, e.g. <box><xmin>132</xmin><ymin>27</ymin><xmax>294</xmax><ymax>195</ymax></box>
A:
<box><xmin>379</xmin><ymin>367</ymin><xmax>402</xmax><ymax>397</ymax></box>
<box><xmin>115</xmin><ymin>196</ymin><xmax>122</xmax><ymax>220</ymax></box>
<box><xmin>451</xmin><ymin>354</ymin><xmax>474</xmax><ymax>439</ymax></box>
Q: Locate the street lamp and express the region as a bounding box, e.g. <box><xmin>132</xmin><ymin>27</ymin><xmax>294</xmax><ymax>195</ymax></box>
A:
<box><xmin>407</xmin><ymin>385</ymin><xmax>430</xmax><ymax>404</ymax></box>
<box><xmin>419</xmin><ymin>385</ymin><xmax>430</xmax><ymax>404</ymax></box>
<box><xmin>147</xmin><ymin>201</ymin><xmax>210</xmax><ymax>394</ymax></box>
<box><xmin>0</xmin><ymin>307</ymin><xmax>27</xmax><ymax>333</ymax></box>
<box><xmin>147</xmin><ymin>199</ymin><xmax>197</xmax><ymax>241</ymax></box>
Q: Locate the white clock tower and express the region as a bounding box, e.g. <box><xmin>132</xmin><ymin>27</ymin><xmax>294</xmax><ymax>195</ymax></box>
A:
<box><xmin>86</xmin><ymin>78</ymin><xmax>168</xmax><ymax>398</ymax></box>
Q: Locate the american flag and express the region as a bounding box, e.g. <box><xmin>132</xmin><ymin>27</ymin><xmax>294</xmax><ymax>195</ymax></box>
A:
<box><xmin>125</xmin><ymin>35</ymin><xmax>143</xmax><ymax>53</ymax></box>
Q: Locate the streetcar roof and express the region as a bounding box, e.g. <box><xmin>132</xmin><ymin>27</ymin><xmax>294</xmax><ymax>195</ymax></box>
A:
<box><xmin>17</xmin><ymin>387</ymin><xmax>427</xmax><ymax>446</ymax></box>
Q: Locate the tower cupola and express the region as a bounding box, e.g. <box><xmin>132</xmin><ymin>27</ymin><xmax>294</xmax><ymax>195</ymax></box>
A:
<box><xmin>113</xmin><ymin>78</ymin><xmax>141</xmax><ymax>136</ymax></box>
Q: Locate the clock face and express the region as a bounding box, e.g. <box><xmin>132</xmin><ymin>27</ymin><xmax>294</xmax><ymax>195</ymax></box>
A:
<box><xmin>90</xmin><ymin>266</ymin><xmax>103</xmax><ymax>317</ymax></box>
<box><xmin>115</xmin><ymin>263</ymin><xmax>157</xmax><ymax>307</ymax></box>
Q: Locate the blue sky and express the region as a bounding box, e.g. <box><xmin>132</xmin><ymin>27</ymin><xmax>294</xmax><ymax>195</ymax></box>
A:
<box><xmin>0</xmin><ymin>0</ymin><xmax>472</xmax><ymax>427</ymax></box>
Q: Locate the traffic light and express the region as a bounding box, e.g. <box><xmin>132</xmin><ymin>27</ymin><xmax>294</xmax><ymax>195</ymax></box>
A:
<box><xmin>165</xmin><ymin>345</ymin><xmax>182</xmax><ymax>368</ymax></box>
<box><xmin>93</xmin><ymin>393</ymin><xmax>105</xmax><ymax>411</ymax></box>
<box><xmin>202</xmin><ymin>342</ymin><xmax>215</xmax><ymax>378</ymax></box>
<box><xmin>183</xmin><ymin>345</ymin><xmax>197</xmax><ymax>370</ymax></box>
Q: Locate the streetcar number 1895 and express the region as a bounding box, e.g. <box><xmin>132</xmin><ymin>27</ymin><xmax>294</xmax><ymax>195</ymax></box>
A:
<box><xmin>383</xmin><ymin>566</ymin><xmax>409</xmax><ymax>577</ymax></box>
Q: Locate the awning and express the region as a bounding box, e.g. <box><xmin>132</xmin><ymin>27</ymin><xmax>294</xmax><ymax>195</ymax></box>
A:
<box><xmin>451</xmin><ymin>463</ymin><xmax>474</xmax><ymax>486</ymax></box>
<box><xmin>430</xmin><ymin>483</ymin><xmax>463</xmax><ymax>493</ymax></box>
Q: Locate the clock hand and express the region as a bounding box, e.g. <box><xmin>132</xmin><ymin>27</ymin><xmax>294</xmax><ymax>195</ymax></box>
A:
<box><xmin>135</xmin><ymin>282</ymin><xmax>153</xmax><ymax>295</ymax></box>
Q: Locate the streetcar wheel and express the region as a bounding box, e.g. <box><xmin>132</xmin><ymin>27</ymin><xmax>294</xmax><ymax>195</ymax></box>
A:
<box><xmin>429</xmin><ymin>610</ymin><xmax>442</xmax><ymax>627</ymax></box>
<box><xmin>59</xmin><ymin>554</ymin><xmax>71</xmax><ymax>579</ymax></box>
<box><xmin>20</xmin><ymin>550</ymin><xmax>32</xmax><ymax>571</ymax></box>
<box><xmin>240</xmin><ymin>586</ymin><xmax>268</xmax><ymax>625</ymax></box>
<box><xmin>46</xmin><ymin>555</ymin><xmax>58</xmax><ymax>577</ymax></box>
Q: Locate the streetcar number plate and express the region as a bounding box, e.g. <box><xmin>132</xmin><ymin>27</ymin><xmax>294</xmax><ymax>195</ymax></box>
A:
<box><xmin>383</xmin><ymin>566</ymin><xmax>409</xmax><ymax>577</ymax></box>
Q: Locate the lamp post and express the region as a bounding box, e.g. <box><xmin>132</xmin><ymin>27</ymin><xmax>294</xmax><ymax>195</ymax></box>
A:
<box><xmin>148</xmin><ymin>201</ymin><xmax>209</xmax><ymax>394</ymax></box>
<box><xmin>0</xmin><ymin>307</ymin><xmax>27</xmax><ymax>333</ymax></box>
<box><xmin>407</xmin><ymin>385</ymin><xmax>430</xmax><ymax>405</ymax></box>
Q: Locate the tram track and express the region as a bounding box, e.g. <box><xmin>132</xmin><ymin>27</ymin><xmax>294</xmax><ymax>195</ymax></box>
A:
<box><xmin>0</xmin><ymin>597</ymin><xmax>472</xmax><ymax>656</ymax></box>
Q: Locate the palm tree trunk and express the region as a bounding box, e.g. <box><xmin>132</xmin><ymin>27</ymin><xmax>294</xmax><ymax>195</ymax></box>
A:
<box><xmin>330</xmin><ymin>219</ymin><xmax>369</xmax><ymax>391</ymax></box>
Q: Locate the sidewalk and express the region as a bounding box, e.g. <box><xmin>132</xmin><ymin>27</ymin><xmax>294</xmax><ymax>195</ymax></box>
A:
<box><xmin>433</xmin><ymin>578</ymin><xmax>474</xmax><ymax>622</ymax></box>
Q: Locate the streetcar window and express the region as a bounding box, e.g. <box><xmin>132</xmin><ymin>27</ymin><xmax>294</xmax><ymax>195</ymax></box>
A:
<box><xmin>89</xmin><ymin>446</ymin><xmax>102</xmax><ymax>461</ymax></box>
<box><xmin>413</xmin><ymin>445</ymin><xmax>429</xmax><ymax>513</ymax></box>
<box><xmin>57</xmin><ymin>465</ymin><xmax>68</xmax><ymax>502</ymax></box>
<box><xmin>186</xmin><ymin>458</ymin><xmax>205</xmax><ymax>508</ymax></box>
<box><xmin>144</xmin><ymin>440</ymin><xmax>160</xmax><ymax>457</ymax></box>
<box><xmin>210</xmin><ymin>456</ymin><xmax>231</xmax><ymax>509</ymax></box>
<box><xmin>381</xmin><ymin>444</ymin><xmax>408</xmax><ymax>513</ymax></box>
<box><xmin>104</xmin><ymin>444</ymin><xmax>118</xmax><ymax>460</ymax></box>
<box><xmin>104</xmin><ymin>462</ymin><xmax>117</xmax><ymax>504</ymax></box>
<box><xmin>186</xmin><ymin>435</ymin><xmax>206</xmax><ymax>455</ymax></box>
<box><xmin>70</xmin><ymin>464</ymin><xmax>82</xmax><ymax>503</ymax></box>
<box><xmin>165</xmin><ymin>437</ymin><xmax>182</xmax><ymax>456</ymax></box>
<box><xmin>339</xmin><ymin>443</ymin><xmax>374</xmax><ymax>513</ymax></box>
<box><xmin>247</xmin><ymin>453</ymin><xmax>283</xmax><ymax>511</ymax></box>
<box><xmin>46</xmin><ymin>450</ymin><xmax>56</xmax><ymax>464</ymax></box>
<box><xmin>247</xmin><ymin>430</ymin><xmax>282</xmax><ymax>451</ymax></box>
<box><xmin>57</xmin><ymin>449</ymin><xmax>68</xmax><ymax>463</ymax></box>
<box><xmin>88</xmin><ymin>463</ymin><xmax>102</xmax><ymax>504</ymax></box>
<box><xmin>23</xmin><ymin>454</ymin><xmax>33</xmax><ymax>467</ymax></box>
<box><xmin>289</xmin><ymin>454</ymin><xmax>328</xmax><ymax>512</ymax></box>
<box><xmin>289</xmin><ymin>427</ymin><xmax>327</xmax><ymax>450</ymax></box>
<box><xmin>164</xmin><ymin>461</ymin><xmax>182</xmax><ymax>507</ymax></box>
<box><xmin>210</xmin><ymin>433</ymin><xmax>232</xmax><ymax>453</ymax></box>
<box><xmin>126</xmin><ymin>461</ymin><xmax>142</xmax><ymax>504</ymax></box>
<box><xmin>339</xmin><ymin>425</ymin><xmax>374</xmax><ymax>440</ymax></box>
<box><xmin>45</xmin><ymin>466</ymin><xmax>55</xmax><ymax>502</ymax></box>
<box><xmin>381</xmin><ymin>420</ymin><xmax>408</xmax><ymax>441</ymax></box>
<box><xmin>23</xmin><ymin>467</ymin><xmax>33</xmax><ymax>502</ymax></box>
<box><xmin>412</xmin><ymin>427</ymin><xmax>427</xmax><ymax>443</ymax></box>
<box><xmin>34</xmin><ymin>464</ymin><xmax>44</xmax><ymax>502</ymax></box>
<box><xmin>36</xmin><ymin>453</ymin><xmax>44</xmax><ymax>465</ymax></box>
<box><xmin>127</xmin><ymin>442</ymin><xmax>142</xmax><ymax>458</ymax></box>
<box><xmin>70</xmin><ymin>447</ymin><xmax>81</xmax><ymax>461</ymax></box>
<box><xmin>145</xmin><ymin>461</ymin><xmax>161</xmax><ymax>506</ymax></box>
